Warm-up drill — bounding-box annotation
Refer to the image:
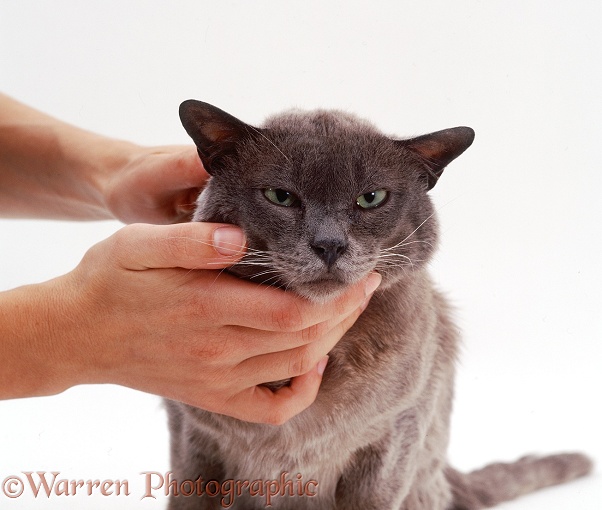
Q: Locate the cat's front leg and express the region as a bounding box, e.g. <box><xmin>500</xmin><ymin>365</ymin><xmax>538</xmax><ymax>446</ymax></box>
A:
<box><xmin>165</xmin><ymin>451</ymin><xmax>226</xmax><ymax>510</ymax></box>
<box><xmin>334</xmin><ymin>440</ymin><xmax>414</xmax><ymax>510</ymax></box>
<box><xmin>165</xmin><ymin>401</ymin><xmax>226</xmax><ymax>510</ymax></box>
<box><xmin>333</xmin><ymin>418</ymin><xmax>451</xmax><ymax>510</ymax></box>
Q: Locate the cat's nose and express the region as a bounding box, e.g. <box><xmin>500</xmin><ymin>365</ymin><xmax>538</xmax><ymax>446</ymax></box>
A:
<box><xmin>310</xmin><ymin>239</ymin><xmax>348</xmax><ymax>269</ymax></box>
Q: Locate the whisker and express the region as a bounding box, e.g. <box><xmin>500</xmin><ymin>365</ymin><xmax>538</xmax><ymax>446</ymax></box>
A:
<box><xmin>382</xmin><ymin>239</ymin><xmax>434</xmax><ymax>252</ymax></box>
<box><xmin>248</xmin><ymin>126</ymin><xmax>292</xmax><ymax>164</ymax></box>
<box><xmin>384</xmin><ymin>212</ymin><xmax>437</xmax><ymax>252</ymax></box>
<box><xmin>376</xmin><ymin>253</ymin><xmax>413</xmax><ymax>262</ymax></box>
<box><xmin>248</xmin><ymin>269</ymin><xmax>283</xmax><ymax>280</ymax></box>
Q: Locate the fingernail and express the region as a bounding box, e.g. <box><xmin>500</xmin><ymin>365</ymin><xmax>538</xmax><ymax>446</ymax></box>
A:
<box><xmin>213</xmin><ymin>226</ymin><xmax>246</xmax><ymax>256</ymax></box>
<box><xmin>364</xmin><ymin>272</ymin><xmax>382</xmax><ymax>296</ymax></box>
<box><xmin>316</xmin><ymin>356</ymin><xmax>329</xmax><ymax>376</ymax></box>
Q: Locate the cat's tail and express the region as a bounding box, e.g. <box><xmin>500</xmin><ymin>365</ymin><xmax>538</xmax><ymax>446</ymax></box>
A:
<box><xmin>445</xmin><ymin>452</ymin><xmax>593</xmax><ymax>510</ymax></box>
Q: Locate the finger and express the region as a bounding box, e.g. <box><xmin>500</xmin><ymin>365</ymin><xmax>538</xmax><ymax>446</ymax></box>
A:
<box><xmin>112</xmin><ymin>222</ymin><xmax>247</xmax><ymax>270</ymax></box>
<box><xmin>173</xmin><ymin>145</ymin><xmax>210</xmax><ymax>189</ymax></box>
<box><xmin>222</xmin><ymin>358</ymin><xmax>329</xmax><ymax>424</ymax></box>
<box><xmin>224</xmin><ymin>290</ymin><xmax>370</xmax><ymax>358</ymax></box>
<box><xmin>156</xmin><ymin>148</ymin><xmax>208</xmax><ymax>221</ymax></box>
<box><xmin>172</xmin><ymin>186</ymin><xmax>203</xmax><ymax>223</ymax></box>
<box><xmin>235</xmin><ymin>303</ymin><xmax>364</xmax><ymax>384</ymax></box>
<box><xmin>147</xmin><ymin>145</ymin><xmax>209</xmax><ymax>190</ymax></box>
<box><xmin>210</xmin><ymin>272</ymin><xmax>381</xmax><ymax>332</ymax></box>
<box><xmin>164</xmin><ymin>148</ymin><xmax>208</xmax><ymax>222</ymax></box>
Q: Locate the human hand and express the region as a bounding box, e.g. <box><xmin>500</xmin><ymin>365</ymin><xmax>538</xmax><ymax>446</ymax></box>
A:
<box><xmin>0</xmin><ymin>94</ymin><xmax>207</xmax><ymax>222</ymax></box>
<box><xmin>47</xmin><ymin>222</ymin><xmax>380</xmax><ymax>424</ymax></box>
<box><xmin>103</xmin><ymin>145</ymin><xmax>206</xmax><ymax>224</ymax></box>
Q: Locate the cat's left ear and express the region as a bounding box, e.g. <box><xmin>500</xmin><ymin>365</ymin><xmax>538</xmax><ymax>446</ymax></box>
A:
<box><xmin>396</xmin><ymin>127</ymin><xmax>475</xmax><ymax>190</ymax></box>
<box><xmin>179</xmin><ymin>100</ymin><xmax>256</xmax><ymax>174</ymax></box>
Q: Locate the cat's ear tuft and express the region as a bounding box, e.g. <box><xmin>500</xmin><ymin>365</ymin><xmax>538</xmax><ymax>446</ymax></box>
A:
<box><xmin>397</xmin><ymin>127</ymin><xmax>475</xmax><ymax>190</ymax></box>
<box><xmin>179</xmin><ymin>100</ymin><xmax>254</xmax><ymax>174</ymax></box>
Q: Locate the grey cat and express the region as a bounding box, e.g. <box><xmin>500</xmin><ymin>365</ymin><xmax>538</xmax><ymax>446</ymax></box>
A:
<box><xmin>165</xmin><ymin>100</ymin><xmax>592</xmax><ymax>510</ymax></box>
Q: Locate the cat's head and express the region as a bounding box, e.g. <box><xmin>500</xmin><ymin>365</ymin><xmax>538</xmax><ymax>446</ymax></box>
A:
<box><xmin>180</xmin><ymin>100</ymin><xmax>474</xmax><ymax>302</ymax></box>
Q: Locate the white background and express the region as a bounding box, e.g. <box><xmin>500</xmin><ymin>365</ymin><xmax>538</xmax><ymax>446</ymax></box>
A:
<box><xmin>1</xmin><ymin>1</ymin><xmax>600</xmax><ymax>508</ymax></box>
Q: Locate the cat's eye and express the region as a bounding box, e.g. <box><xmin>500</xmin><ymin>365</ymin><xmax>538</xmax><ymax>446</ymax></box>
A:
<box><xmin>264</xmin><ymin>188</ymin><xmax>299</xmax><ymax>207</ymax></box>
<box><xmin>356</xmin><ymin>190</ymin><xmax>388</xmax><ymax>209</ymax></box>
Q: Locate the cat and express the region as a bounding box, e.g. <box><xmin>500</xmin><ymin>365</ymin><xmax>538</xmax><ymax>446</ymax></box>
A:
<box><xmin>164</xmin><ymin>99</ymin><xmax>593</xmax><ymax>510</ymax></box>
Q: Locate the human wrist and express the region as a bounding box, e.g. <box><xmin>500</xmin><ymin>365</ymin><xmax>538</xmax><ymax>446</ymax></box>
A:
<box><xmin>61</xmin><ymin>129</ymin><xmax>142</xmax><ymax>221</ymax></box>
<box><xmin>0</xmin><ymin>272</ymin><xmax>104</xmax><ymax>399</ymax></box>
<box><xmin>39</xmin><ymin>268</ymin><xmax>129</xmax><ymax>391</ymax></box>
<box><xmin>0</xmin><ymin>281</ymin><xmax>73</xmax><ymax>398</ymax></box>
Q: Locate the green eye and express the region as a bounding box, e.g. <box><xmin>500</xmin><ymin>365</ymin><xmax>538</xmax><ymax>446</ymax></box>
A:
<box><xmin>264</xmin><ymin>188</ymin><xmax>298</xmax><ymax>207</ymax></box>
<box><xmin>356</xmin><ymin>190</ymin><xmax>388</xmax><ymax>209</ymax></box>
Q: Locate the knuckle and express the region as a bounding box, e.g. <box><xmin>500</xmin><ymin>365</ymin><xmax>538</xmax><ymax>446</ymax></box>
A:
<box><xmin>108</xmin><ymin>223</ymin><xmax>147</xmax><ymax>265</ymax></box>
<box><xmin>186</xmin><ymin>327</ymin><xmax>233</xmax><ymax>362</ymax></box>
<box><xmin>111</xmin><ymin>224</ymin><xmax>133</xmax><ymax>252</ymax></box>
<box><xmin>264</xmin><ymin>406</ymin><xmax>291</xmax><ymax>426</ymax></box>
<box><xmin>271</xmin><ymin>301</ymin><xmax>305</xmax><ymax>332</ymax></box>
<box><xmin>164</xmin><ymin>224</ymin><xmax>192</xmax><ymax>261</ymax></box>
<box><xmin>299</xmin><ymin>321</ymin><xmax>324</xmax><ymax>344</ymax></box>
<box><xmin>288</xmin><ymin>346</ymin><xmax>313</xmax><ymax>377</ymax></box>
<box><xmin>106</xmin><ymin>224</ymin><xmax>141</xmax><ymax>265</ymax></box>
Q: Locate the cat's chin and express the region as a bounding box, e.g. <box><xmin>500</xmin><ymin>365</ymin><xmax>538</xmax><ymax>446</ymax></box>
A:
<box><xmin>290</xmin><ymin>278</ymin><xmax>351</xmax><ymax>304</ymax></box>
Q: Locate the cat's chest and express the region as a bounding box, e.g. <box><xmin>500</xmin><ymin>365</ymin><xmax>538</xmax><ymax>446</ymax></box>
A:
<box><xmin>214</xmin><ymin>426</ymin><xmax>345</xmax><ymax>507</ymax></box>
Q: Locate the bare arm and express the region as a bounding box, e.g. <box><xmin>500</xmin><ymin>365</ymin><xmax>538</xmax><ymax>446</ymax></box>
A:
<box><xmin>0</xmin><ymin>92</ymin><xmax>204</xmax><ymax>223</ymax></box>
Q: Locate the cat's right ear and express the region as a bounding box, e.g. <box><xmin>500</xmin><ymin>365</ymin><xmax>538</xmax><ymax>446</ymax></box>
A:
<box><xmin>179</xmin><ymin>100</ymin><xmax>253</xmax><ymax>174</ymax></box>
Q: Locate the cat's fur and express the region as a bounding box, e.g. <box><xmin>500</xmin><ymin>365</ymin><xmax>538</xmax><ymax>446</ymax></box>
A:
<box><xmin>165</xmin><ymin>100</ymin><xmax>592</xmax><ymax>509</ymax></box>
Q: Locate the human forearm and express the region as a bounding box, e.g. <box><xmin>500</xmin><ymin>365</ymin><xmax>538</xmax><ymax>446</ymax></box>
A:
<box><xmin>0</xmin><ymin>93</ymin><xmax>208</xmax><ymax>224</ymax></box>
<box><xmin>0</xmin><ymin>278</ymin><xmax>88</xmax><ymax>398</ymax></box>
<box><xmin>0</xmin><ymin>93</ymin><xmax>137</xmax><ymax>220</ymax></box>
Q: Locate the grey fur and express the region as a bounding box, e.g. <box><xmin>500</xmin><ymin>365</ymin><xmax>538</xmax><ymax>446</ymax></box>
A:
<box><xmin>166</xmin><ymin>101</ymin><xmax>592</xmax><ymax>509</ymax></box>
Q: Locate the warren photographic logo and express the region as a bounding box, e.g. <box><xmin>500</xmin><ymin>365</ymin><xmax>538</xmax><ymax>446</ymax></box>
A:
<box><xmin>2</xmin><ymin>471</ymin><xmax>318</xmax><ymax>508</ymax></box>
<box><xmin>2</xmin><ymin>472</ymin><xmax>130</xmax><ymax>499</ymax></box>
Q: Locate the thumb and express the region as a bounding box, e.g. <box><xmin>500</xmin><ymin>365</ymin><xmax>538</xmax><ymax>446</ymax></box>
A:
<box><xmin>113</xmin><ymin>222</ymin><xmax>247</xmax><ymax>270</ymax></box>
